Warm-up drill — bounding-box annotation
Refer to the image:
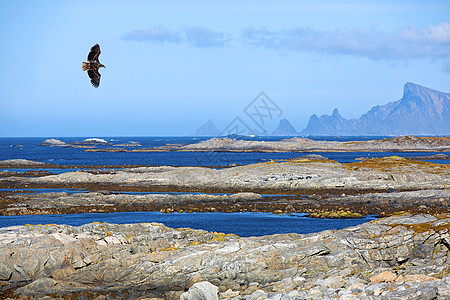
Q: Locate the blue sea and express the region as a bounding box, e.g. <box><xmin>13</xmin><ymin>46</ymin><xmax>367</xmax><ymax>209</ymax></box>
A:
<box><xmin>1</xmin><ymin>136</ymin><xmax>448</xmax><ymax>167</ymax></box>
<box><xmin>0</xmin><ymin>136</ymin><xmax>448</xmax><ymax>235</ymax></box>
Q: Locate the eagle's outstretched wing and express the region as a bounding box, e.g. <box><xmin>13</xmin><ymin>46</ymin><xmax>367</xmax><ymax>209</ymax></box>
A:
<box><xmin>87</xmin><ymin>44</ymin><xmax>101</xmax><ymax>62</ymax></box>
<box><xmin>87</xmin><ymin>69</ymin><xmax>101</xmax><ymax>88</ymax></box>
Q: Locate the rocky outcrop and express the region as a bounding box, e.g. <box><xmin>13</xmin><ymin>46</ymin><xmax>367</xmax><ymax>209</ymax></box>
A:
<box><xmin>72</xmin><ymin>138</ymin><xmax>111</xmax><ymax>145</ymax></box>
<box><xmin>195</xmin><ymin>119</ymin><xmax>221</xmax><ymax>136</ymax></box>
<box><xmin>271</xmin><ymin>119</ymin><xmax>299</xmax><ymax>136</ymax></box>
<box><xmin>2</xmin><ymin>192</ymin><xmax>263</xmax><ymax>215</ymax></box>
<box><xmin>4</xmin><ymin>156</ymin><xmax>447</xmax><ymax>192</ymax></box>
<box><xmin>38</xmin><ymin>138</ymin><xmax>111</xmax><ymax>148</ymax></box>
<box><xmin>38</xmin><ymin>139</ymin><xmax>67</xmax><ymax>146</ymax></box>
<box><xmin>117</xmin><ymin>135</ymin><xmax>450</xmax><ymax>153</ymax></box>
<box><xmin>113</xmin><ymin>142</ymin><xmax>142</xmax><ymax>147</ymax></box>
<box><xmin>302</xmin><ymin>83</ymin><xmax>450</xmax><ymax>135</ymax></box>
<box><xmin>0</xmin><ymin>159</ymin><xmax>46</xmax><ymax>167</ymax></box>
<box><xmin>408</xmin><ymin>154</ymin><xmax>450</xmax><ymax>160</ymax></box>
<box><xmin>0</xmin><ymin>214</ymin><xmax>448</xmax><ymax>299</ymax></box>
<box><xmin>1</xmin><ymin>188</ymin><xmax>448</xmax><ymax>217</ymax></box>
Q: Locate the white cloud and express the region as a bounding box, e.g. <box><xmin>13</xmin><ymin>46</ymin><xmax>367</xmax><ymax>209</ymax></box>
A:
<box><xmin>122</xmin><ymin>23</ymin><xmax>450</xmax><ymax>71</ymax></box>
<box><xmin>242</xmin><ymin>22</ymin><xmax>450</xmax><ymax>61</ymax></box>
<box><xmin>121</xmin><ymin>27</ymin><xmax>182</xmax><ymax>44</ymax></box>
<box><xmin>184</xmin><ymin>26</ymin><xmax>231</xmax><ymax>48</ymax></box>
<box><xmin>122</xmin><ymin>26</ymin><xmax>229</xmax><ymax>48</ymax></box>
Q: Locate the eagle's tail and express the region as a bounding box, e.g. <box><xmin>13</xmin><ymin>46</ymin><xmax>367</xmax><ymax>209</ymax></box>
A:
<box><xmin>81</xmin><ymin>62</ymin><xmax>89</xmax><ymax>71</ymax></box>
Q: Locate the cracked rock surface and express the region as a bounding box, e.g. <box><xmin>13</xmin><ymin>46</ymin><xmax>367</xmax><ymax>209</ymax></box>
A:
<box><xmin>2</xmin><ymin>157</ymin><xmax>449</xmax><ymax>191</ymax></box>
<box><xmin>0</xmin><ymin>214</ymin><xmax>448</xmax><ymax>299</ymax></box>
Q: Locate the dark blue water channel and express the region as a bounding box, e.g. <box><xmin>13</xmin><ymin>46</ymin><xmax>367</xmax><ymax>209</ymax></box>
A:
<box><xmin>0</xmin><ymin>212</ymin><xmax>376</xmax><ymax>237</ymax></box>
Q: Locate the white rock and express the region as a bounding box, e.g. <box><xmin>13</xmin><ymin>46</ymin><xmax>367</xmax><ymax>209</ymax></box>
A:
<box><xmin>180</xmin><ymin>281</ymin><xmax>219</xmax><ymax>300</ymax></box>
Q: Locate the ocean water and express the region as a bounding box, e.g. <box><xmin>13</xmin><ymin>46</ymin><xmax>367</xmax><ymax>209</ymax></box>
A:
<box><xmin>0</xmin><ymin>136</ymin><xmax>448</xmax><ymax>167</ymax></box>
<box><xmin>0</xmin><ymin>211</ymin><xmax>376</xmax><ymax>237</ymax></box>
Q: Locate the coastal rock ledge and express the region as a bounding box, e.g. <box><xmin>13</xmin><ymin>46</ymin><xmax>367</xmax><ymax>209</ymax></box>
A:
<box><xmin>0</xmin><ymin>214</ymin><xmax>449</xmax><ymax>299</ymax></box>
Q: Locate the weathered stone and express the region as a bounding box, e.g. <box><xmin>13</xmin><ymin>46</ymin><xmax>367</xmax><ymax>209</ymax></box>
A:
<box><xmin>180</xmin><ymin>281</ymin><xmax>219</xmax><ymax>300</ymax></box>
<box><xmin>381</xmin><ymin>286</ymin><xmax>438</xmax><ymax>300</ymax></box>
<box><xmin>369</xmin><ymin>271</ymin><xmax>397</xmax><ymax>284</ymax></box>
<box><xmin>0</xmin><ymin>262</ymin><xmax>12</xmax><ymax>281</ymax></box>
<box><xmin>0</xmin><ymin>214</ymin><xmax>447</xmax><ymax>299</ymax></box>
<box><xmin>16</xmin><ymin>277</ymin><xmax>57</xmax><ymax>294</ymax></box>
<box><xmin>316</xmin><ymin>276</ymin><xmax>346</xmax><ymax>288</ymax></box>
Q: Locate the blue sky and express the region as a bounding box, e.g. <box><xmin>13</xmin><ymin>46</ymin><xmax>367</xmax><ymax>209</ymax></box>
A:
<box><xmin>1</xmin><ymin>0</ymin><xmax>449</xmax><ymax>136</ymax></box>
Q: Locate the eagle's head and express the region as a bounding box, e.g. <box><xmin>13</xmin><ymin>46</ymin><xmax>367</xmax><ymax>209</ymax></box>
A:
<box><xmin>99</xmin><ymin>64</ymin><xmax>106</xmax><ymax>68</ymax></box>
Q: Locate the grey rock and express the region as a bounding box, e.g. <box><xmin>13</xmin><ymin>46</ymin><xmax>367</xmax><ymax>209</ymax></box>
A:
<box><xmin>381</xmin><ymin>286</ymin><xmax>438</xmax><ymax>300</ymax></box>
<box><xmin>0</xmin><ymin>262</ymin><xmax>12</xmax><ymax>281</ymax></box>
<box><xmin>180</xmin><ymin>281</ymin><xmax>219</xmax><ymax>300</ymax></box>
<box><xmin>0</xmin><ymin>159</ymin><xmax>46</xmax><ymax>166</ymax></box>
<box><xmin>38</xmin><ymin>139</ymin><xmax>67</xmax><ymax>146</ymax></box>
<box><xmin>316</xmin><ymin>276</ymin><xmax>346</xmax><ymax>289</ymax></box>
<box><xmin>16</xmin><ymin>277</ymin><xmax>57</xmax><ymax>295</ymax></box>
<box><xmin>248</xmin><ymin>290</ymin><xmax>269</xmax><ymax>300</ymax></box>
<box><xmin>0</xmin><ymin>214</ymin><xmax>448</xmax><ymax>299</ymax></box>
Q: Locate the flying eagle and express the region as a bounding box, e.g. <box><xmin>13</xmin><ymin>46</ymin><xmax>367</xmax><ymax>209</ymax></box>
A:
<box><xmin>81</xmin><ymin>44</ymin><xmax>105</xmax><ymax>88</ymax></box>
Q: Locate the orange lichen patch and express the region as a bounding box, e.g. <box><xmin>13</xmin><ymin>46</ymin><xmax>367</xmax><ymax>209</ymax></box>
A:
<box><xmin>190</xmin><ymin>241</ymin><xmax>203</xmax><ymax>246</ymax></box>
<box><xmin>388</xmin><ymin>218</ymin><xmax>449</xmax><ymax>234</ymax></box>
<box><xmin>345</xmin><ymin>156</ymin><xmax>450</xmax><ymax>174</ymax></box>
<box><xmin>210</xmin><ymin>232</ymin><xmax>239</xmax><ymax>242</ymax></box>
<box><xmin>288</xmin><ymin>158</ymin><xmax>340</xmax><ymax>165</ymax></box>
<box><xmin>159</xmin><ymin>246</ymin><xmax>179</xmax><ymax>252</ymax></box>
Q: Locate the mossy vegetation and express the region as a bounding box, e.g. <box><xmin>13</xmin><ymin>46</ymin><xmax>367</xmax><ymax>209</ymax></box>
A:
<box><xmin>308</xmin><ymin>210</ymin><xmax>363</xmax><ymax>219</ymax></box>
<box><xmin>210</xmin><ymin>232</ymin><xmax>239</xmax><ymax>241</ymax></box>
<box><xmin>159</xmin><ymin>246</ymin><xmax>179</xmax><ymax>252</ymax></box>
<box><xmin>345</xmin><ymin>156</ymin><xmax>450</xmax><ymax>174</ymax></box>
<box><xmin>388</xmin><ymin>215</ymin><xmax>449</xmax><ymax>234</ymax></box>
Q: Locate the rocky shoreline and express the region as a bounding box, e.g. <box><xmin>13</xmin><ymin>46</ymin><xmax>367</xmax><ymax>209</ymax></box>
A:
<box><xmin>0</xmin><ymin>214</ymin><xmax>448</xmax><ymax>299</ymax></box>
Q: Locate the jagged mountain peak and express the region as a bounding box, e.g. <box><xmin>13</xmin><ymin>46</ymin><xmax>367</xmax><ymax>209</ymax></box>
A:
<box><xmin>331</xmin><ymin>108</ymin><xmax>341</xmax><ymax>118</ymax></box>
<box><xmin>301</xmin><ymin>83</ymin><xmax>449</xmax><ymax>135</ymax></box>
<box><xmin>403</xmin><ymin>82</ymin><xmax>444</xmax><ymax>95</ymax></box>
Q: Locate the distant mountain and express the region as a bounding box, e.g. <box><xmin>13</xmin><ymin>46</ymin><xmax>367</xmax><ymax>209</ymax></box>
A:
<box><xmin>301</xmin><ymin>83</ymin><xmax>450</xmax><ymax>135</ymax></box>
<box><xmin>195</xmin><ymin>119</ymin><xmax>221</xmax><ymax>136</ymax></box>
<box><xmin>271</xmin><ymin>119</ymin><xmax>299</xmax><ymax>136</ymax></box>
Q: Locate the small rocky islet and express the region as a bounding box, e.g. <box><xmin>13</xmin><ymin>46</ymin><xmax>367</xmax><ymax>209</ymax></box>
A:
<box><xmin>0</xmin><ymin>135</ymin><xmax>449</xmax><ymax>299</ymax></box>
